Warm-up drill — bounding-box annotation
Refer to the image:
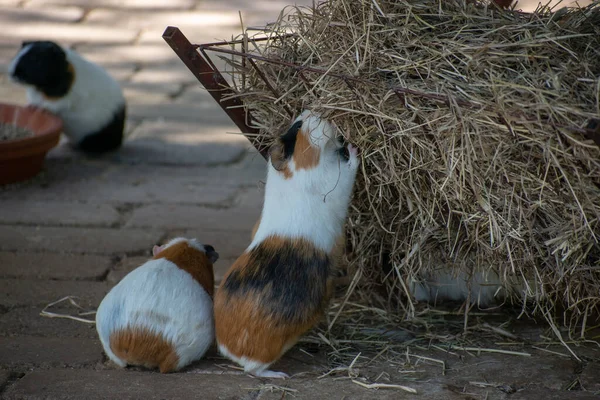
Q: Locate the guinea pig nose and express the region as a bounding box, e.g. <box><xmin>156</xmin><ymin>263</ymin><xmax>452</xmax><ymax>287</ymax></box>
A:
<box><xmin>204</xmin><ymin>245</ymin><xmax>215</xmax><ymax>253</ymax></box>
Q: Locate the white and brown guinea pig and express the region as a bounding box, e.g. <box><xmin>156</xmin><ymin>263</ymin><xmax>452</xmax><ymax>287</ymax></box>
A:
<box><xmin>8</xmin><ymin>40</ymin><xmax>126</xmax><ymax>153</ymax></box>
<box><xmin>95</xmin><ymin>237</ymin><xmax>218</xmax><ymax>373</ymax></box>
<box><xmin>215</xmin><ymin>110</ymin><xmax>359</xmax><ymax>378</ymax></box>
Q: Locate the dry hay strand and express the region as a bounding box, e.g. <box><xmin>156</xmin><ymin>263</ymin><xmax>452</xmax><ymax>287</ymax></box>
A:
<box><xmin>218</xmin><ymin>0</ymin><xmax>600</xmax><ymax>338</ymax></box>
<box><xmin>40</xmin><ymin>296</ymin><xmax>96</xmax><ymax>324</ymax></box>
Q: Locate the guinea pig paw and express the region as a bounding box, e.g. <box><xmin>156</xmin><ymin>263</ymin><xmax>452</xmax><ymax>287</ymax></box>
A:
<box><xmin>253</xmin><ymin>370</ymin><xmax>290</xmax><ymax>379</ymax></box>
<box><xmin>347</xmin><ymin>143</ymin><xmax>358</xmax><ymax>157</ymax></box>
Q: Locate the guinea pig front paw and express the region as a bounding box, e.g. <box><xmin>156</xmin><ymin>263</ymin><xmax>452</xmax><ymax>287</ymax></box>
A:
<box><xmin>346</xmin><ymin>143</ymin><xmax>359</xmax><ymax>168</ymax></box>
<box><xmin>347</xmin><ymin>143</ymin><xmax>358</xmax><ymax>157</ymax></box>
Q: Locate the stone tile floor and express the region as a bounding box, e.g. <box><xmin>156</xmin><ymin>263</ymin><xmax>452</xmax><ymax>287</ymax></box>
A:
<box><xmin>0</xmin><ymin>0</ymin><xmax>598</xmax><ymax>399</ymax></box>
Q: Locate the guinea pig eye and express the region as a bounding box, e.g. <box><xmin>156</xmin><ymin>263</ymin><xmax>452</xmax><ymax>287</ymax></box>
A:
<box><xmin>337</xmin><ymin>146</ymin><xmax>350</xmax><ymax>162</ymax></box>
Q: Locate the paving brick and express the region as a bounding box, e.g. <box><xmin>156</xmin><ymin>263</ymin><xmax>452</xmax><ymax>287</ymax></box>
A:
<box><xmin>0</xmin><ymin>6</ymin><xmax>84</xmax><ymax>24</ymax></box>
<box><xmin>87</xmin><ymin>61</ymin><xmax>137</xmax><ymax>83</ymax></box>
<box><xmin>0</xmin><ymin>200</ymin><xmax>120</xmax><ymax>227</ymax></box>
<box><xmin>0</xmin><ymin>161</ymin><xmax>247</xmax><ymax>205</ymax></box>
<box><xmin>87</xmin><ymin>9</ymin><xmax>241</xmax><ymax>47</ymax></box>
<box><xmin>87</xmin><ymin>9</ymin><xmax>240</xmax><ymax>28</ymax></box>
<box><xmin>120</xmin><ymin>79</ymin><xmax>172</xmax><ymax>107</ymax></box>
<box><xmin>0</xmin><ymin>306</ymin><xmax>98</xmax><ymax>339</ymax></box>
<box><xmin>0</xmin><ymin>81</ymin><xmax>27</xmax><ymax>105</ymax></box>
<box><xmin>1</xmin><ymin>10</ymin><xmax>138</xmax><ymax>45</ymax></box>
<box><xmin>0</xmin><ymin>337</ymin><xmax>103</xmax><ymax>368</ymax></box>
<box><xmin>3</xmin><ymin>369</ymin><xmax>258</xmax><ymax>400</ymax></box>
<box><xmin>255</xmin><ymin>378</ymin><xmax>459</xmax><ymax>400</ymax></box>
<box><xmin>116</xmin><ymin>121</ymin><xmax>249</xmax><ymax>166</ymax></box>
<box><xmin>447</xmin><ymin>352</ymin><xmax>578</xmax><ymax>392</ymax></box>
<box><xmin>0</xmin><ymin>0</ymin><xmax>23</xmax><ymax>6</ymax></box>
<box><xmin>105</xmin><ymin>255</ymin><xmax>147</xmax><ymax>285</ymax></box>
<box><xmin>231</xmin><ymin>185</ymin><xmax>265</xmax><ymax>209</ymax></box>
<box><xmin>1</xmin><ymin>367</ymin><xmax>493</xmax><ymax>400</ymax></box>
<box><xmin>127</xmin><ymin>98</ymin><xmax>237</xmax><ymax>125</ymax></box>
<box><xmin>123</xmin><ymin>75</ymin><xmax>182</xmax><ymax>98</ymax></box>
<box><xmin>125</xmin><ymin>200</ymin><xmax>260</xmax><ymax>231</ymax></box>
<box><xmin>0</xmin><ymin>252</ymin><xmax>111</xmax><ymax>280</ymax></box>
<box><xmin>129</xmin><ymin>65</ymin><xmax>197</xmax><ymax>88</ymax></box>
<box><xmin>579</xmin><ymin>361</ymin><xmax>600</xmax><ymax>393</ymax></box>
<box><xmin>0</xmin><ymin>43</ymin><xmax>18</xmax><ymax>74</ymax></box>
<box><xmin>0</xmin><ymin>279</ymin><xmax>108</xmax><ymax>307</ymax></box>
<box><xmin>73</xmin><ymin>43</ymin><xmax>177</xmax><ymax>66</ymax></box>
<box><xmin>175</xmin><ymin>86</ymin><xmax>222</xmax><ymax>104</ymax></box>
<box><xmin>510</xmin><ymin>387</ymin><xmax>598</xmax><ymax>400</ymax></box>
<box><xmin>25</xmin><ymin>0</ymin><xmax>196</xmax><ymax>9</ymax></box>
<box><xmin>0</xmin><ymin>226</ymin><xmax>161</xmax><ymax>255</ymax></box>
<box><xmin>195</xmin><ymin>0</ymin><xmax>314</xmax><ymax>13</ymax></box>
<box><xmin>0</xmin><ymin>370</ymin><xmax>11</xmax><ymax>394</ymax></box>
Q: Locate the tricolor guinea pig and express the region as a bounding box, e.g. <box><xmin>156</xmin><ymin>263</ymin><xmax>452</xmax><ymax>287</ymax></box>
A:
<box><xmin>95</xmin><ymin>237</ymin><xmax>218</xmax><ymax>373</ymax></box>
<box><xmin>8</xmin><ymin>40</ymin><xmax>126</xmax><ymax>153</ymax></box>
<box><xmin>214</xmin><ymin>110</ymin><xmax>359</xmax><ymax>378</ymax></box>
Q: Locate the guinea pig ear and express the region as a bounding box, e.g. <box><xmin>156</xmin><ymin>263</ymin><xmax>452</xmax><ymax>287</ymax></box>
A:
<box><xmin>269</xmin><ymin>143</ymin><xmax>287</xmax><ymax>171</ymax></box>
<box><xmin>269</xmin><ymin>120</ymin><xmax>302</xmax><ymax>171</ymax></box>
<box><xmin>21</xmin><ymin>41</ymin><xmax>34</xmax><ymax>48</ymax></box>
<box><xmin>152</xmin><ymin>245</ymin><xmax>164</xmax><ymax>256</ymax></box>
<box><xmin>204</xmin><ymin>245</ymin><xmax>219</xmax><ymax>264</ymax></box>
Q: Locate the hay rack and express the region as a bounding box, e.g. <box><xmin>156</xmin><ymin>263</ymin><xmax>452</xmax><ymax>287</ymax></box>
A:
<box><xmin>162</xmin><ymin>26</ymin><xmax>600</xmax><ymax>158</ymax></box>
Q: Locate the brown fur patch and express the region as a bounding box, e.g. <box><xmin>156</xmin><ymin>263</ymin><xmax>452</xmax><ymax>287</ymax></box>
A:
<box><xmin>215</xmin><ymin>236</ymin><xmax>331</xmax><ymax>365</ymax></box>
<box><xmin>293</xmin><ymin>129</ymin><xmax>320</xmax><ymax>170</ymax></box>
<box><xmin>154</xmin><ymin>241</ymin><xmax>215</xmax><ymax>297</ymax></box>
<box><xmin>251</xmin><ymin>217</ymin><xmax>261</xmax><ymax>240</ymax></box>
<box><xmin>269</xmin><ymin>143</ymin><xmax>293</xmax><ymax>179</ymax></box>
<box><xmin>110</xmin><ymin>327</ymin><xmax>179</xmax><ymax>373</ymax></box>
<box><xmin>215</xmin><ymin>292</ymin><xmax>317</xmax><ymax>364</ymax></box>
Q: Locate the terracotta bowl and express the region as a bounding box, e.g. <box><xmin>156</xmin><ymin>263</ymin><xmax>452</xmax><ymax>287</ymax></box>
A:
<box><xmin>0</xmin><ymin>103</ymin><xmax>63</xmax><ymax>185</ymax></box>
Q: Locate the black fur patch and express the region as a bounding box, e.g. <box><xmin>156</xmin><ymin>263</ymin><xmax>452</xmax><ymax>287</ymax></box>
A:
<box><xmin>280</xmin><ymin>120</ymin><xmax>302</xmax><ymax>159</ymax></box>
<box><xmin>77</xmin><ymin>105</ymin><xmax>126</xmax><ymax>153</ymax></box>
<box><xmin>222</xmin><ymin>238</ymin><xmax>330</xmax><ymax>324</ymax></box>
<box><xmin>12</xmin><ymin>41</ymin><xmax>73</xmax><ymax>98</ymax></box>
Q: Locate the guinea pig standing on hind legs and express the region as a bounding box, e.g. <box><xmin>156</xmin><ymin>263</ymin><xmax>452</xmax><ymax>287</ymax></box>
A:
<box><xmin>8</xmin><ymin>41</ymin><xmax>126</xmax><ymax>153</ymax></box>
<box><xmin>95</xmin><ymin>238</ymin><xmax>218</xmax><ymax>373</ymax></box>
<box><xmin>215</xmin><ymin>110</ymin><xmax>359</xmax><ymax>378</ymax></box>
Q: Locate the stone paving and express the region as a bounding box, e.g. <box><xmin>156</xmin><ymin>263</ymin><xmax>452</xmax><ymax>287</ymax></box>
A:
<box><xmin>0</xmin><ymin>0</ymin><xmax>599</xmax><ymax>399</ymax></box>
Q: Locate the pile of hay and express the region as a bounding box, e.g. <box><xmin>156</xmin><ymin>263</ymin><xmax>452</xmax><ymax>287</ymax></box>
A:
<box><xmin>223</xmin><ymin>0</ymin><xmax>600</xmax><ymax>333</ymax></box>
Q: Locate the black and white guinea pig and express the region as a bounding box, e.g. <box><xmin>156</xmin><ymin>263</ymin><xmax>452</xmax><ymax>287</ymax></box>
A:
<box><xmin>8</xmin><ymin>40</ymin><xmax>126</xmax><ymax>153</ymax></box>
<box><xmin>95</xmin><ymin>237</ymin><xmax>219</xmax><ymax>373</ymax></box>
<box><xmin>215</xmin><ymin>110</ymin><xmax>359</xmax><ymax>378</ymax></box>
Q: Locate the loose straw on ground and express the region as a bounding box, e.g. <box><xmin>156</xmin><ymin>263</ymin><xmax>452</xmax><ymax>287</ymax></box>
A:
<box><xmin>40</xmin><ymin>296</ymin><xmax>96</xmax><ymax>324</ymax></box>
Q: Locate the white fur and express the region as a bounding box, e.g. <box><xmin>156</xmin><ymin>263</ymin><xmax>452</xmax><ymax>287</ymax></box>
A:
<box><xmin>8</xmin><ymin>43</ymin><xmax>125</xmax><ymax>144</ymax></box>
<box><xmin>218</xmin><ymin>344</ymin><xmax>290</xmax><ymax>379</ymax></box>
<box><xmin>221</xmin><ymin>111</ymin><xmax>358</xmax><ymax>378</ymax></box>
<box><xmin>95</xmin><ymin>240</ymin><xmax>214</xmax><ymax>371</ymax></box>
<box><xmin>249</xmin><ymin>110</ymin><xmax>359</xmax><ymax>254</ymax></box>
<box><xmin>218</xmin><ymin>344</ymin><xmax>269</xmax><ymax>374</ymax></box>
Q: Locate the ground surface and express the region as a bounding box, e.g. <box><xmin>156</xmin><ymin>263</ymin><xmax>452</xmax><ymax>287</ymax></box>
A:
<box><xmin>0</xmin><ymin>0</ymin><xmax>599</xmax><ymax>399</ymax></box>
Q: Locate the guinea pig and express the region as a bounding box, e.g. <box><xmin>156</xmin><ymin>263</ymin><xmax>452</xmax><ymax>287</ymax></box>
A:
<box><xmin>95</xmin><ymin>237</ymin><xmax>218</xmax><ymax>373</ymax></box>
<box><xmin>8</xmin><ymin>40</ymin><xmax>126</xmax><ymax>153</ymax></box>
<box><xmin>214</xmin><ymin>110</ymin><xmax>359</xmax><ymax>378</ymax></box>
